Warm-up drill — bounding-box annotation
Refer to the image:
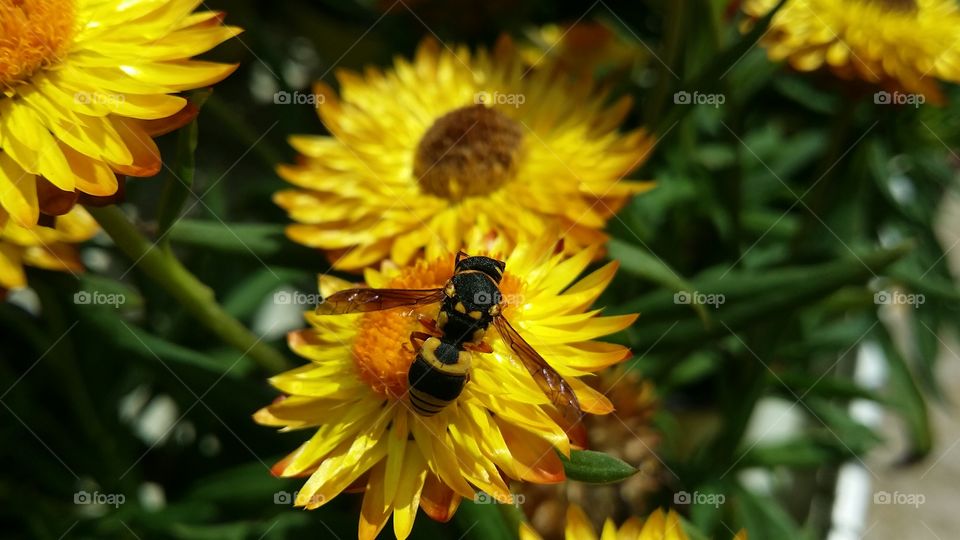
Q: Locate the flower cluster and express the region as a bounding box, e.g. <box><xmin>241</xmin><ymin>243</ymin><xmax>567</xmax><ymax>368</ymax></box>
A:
<box><xmin>259</xmin><ymin>34</ymin><xmax>659</xmax><ymax>539</ymax></box>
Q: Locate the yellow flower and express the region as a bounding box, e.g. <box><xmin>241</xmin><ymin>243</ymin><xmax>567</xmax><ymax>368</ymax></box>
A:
<box><xmin>275</xmin><ymin>37</ymin><xmax>654</xmax><ymax>270</ymax></box>
<box><xmin>0</xmin><ymin>206</ymin><xmax>97</xmax><ymax>291</ymax></box>
<box><xmin>519</xmin><ymin>22</ymin><xmax>644</xmax><ymax>79</ymax></box>
<box><xmin>519</xmin><ymin>504</ymin><xmax>748</xmax><ymax>540</ymax></box>
<box><xmin>743</xmin><ymin>0</ymin><xmax>960</xmax><ymax>102</ymax></box>
<box><xmin>0</xmin><ymin>0</ymin><xmax>241</xmax><ymax>226</ymax></box>
<box><xmin>254</xmin><ymin>236</ymin><xmax>637</xmax><ymax>539</ymax></box>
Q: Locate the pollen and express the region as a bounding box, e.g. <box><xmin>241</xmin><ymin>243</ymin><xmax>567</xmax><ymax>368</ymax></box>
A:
<box><xmin>351</xmin><ymin>257</ymin><xmax>455</xmax><ymax>399</ymax></box>
<box><xmin>0</xmin><ymin>0</ymin><xmax>78</xmax><ymax>90</ymax></box>
<box><xmin>413</xmin><ymin>104</ymin><xmax>524</xmax><ymax>201</ymax></box>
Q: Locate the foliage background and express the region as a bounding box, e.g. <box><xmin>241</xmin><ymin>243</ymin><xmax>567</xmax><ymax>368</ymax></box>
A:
<box><xmin>2</xmin><ymin>0</ymin><xmax>959</xmax><ymax>538</ymax></box>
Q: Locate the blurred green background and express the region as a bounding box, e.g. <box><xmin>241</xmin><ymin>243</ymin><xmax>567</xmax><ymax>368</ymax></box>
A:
<box><xmin>3</xmin><ymin>0</ymin><xmax>959</xmax><ymax>538</ymax></box>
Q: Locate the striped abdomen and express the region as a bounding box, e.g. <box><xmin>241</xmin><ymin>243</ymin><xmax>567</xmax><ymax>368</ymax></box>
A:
<box><xmin>407</xmin><ymin>338</ymin><xmax>470</xmax><ymax>416</ymax></box>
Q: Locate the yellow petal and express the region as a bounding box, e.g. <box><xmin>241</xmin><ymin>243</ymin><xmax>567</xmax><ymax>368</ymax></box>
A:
<box><xmin>392</xmin><ymin>442</ymin><xmax>428</xmax><ymax>540</ymax></box>
<box><xmin>358</xmin><ymin>461</ymin><xmax>391</xmax><ymax>540</ymax></box>
<box><xmin>384</xmin><ymin>408</ymin><xmax>409</xmax><ymax>504</ymax></box>
<box><xmin>0</xmin><ymin>152</ymin><xmax>38</xmax><ymax>226</ymax></box>
<box><xmin>565</xmin><ymin>505</ymin><xmax>598</xmax><ymax>540</ymax></box>
<box><xmin>0</xmin><ymin>100</ymin><xmax>74</xmax><ymax>191</ymax></box>
<box><xmin>520</xmin><ymin>523</ymin><xmax>544</xmax><ymax>540</ymax></box>
<box><xmin>0</xmin><ymin>242</ymin><xmax>26</xmax><ymax>290</ymax></box>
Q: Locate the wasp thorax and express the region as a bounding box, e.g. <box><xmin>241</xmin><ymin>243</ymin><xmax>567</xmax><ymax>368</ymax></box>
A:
<box><xmin>0</xmin><ymin>0</ymin><xmax>78</xmax><ymax>89</ymax></box>
<box><xmin>413</xmin><ymin>104</ymin><xmax>523</xmax><ymax>201</ymax></box>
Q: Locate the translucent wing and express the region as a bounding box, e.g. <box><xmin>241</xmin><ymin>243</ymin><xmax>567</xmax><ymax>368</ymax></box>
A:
<box><xmin>493</xmin><ymin>316</ymin><xmax>586</xmax><ymax>445</ymax></box>
<box><xmin>316</xmin><ymin>288</ymin><xmax>445</xmax><ymax>315</ymax></box>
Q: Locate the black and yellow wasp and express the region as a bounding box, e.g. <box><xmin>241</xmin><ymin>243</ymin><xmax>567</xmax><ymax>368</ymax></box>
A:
<box><xmin>316</xmin><ymin>252</ymin><xmax>584</xmax><ymax>439</ymax></box>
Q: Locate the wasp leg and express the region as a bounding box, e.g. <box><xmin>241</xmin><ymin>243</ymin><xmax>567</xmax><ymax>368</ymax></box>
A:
<box><xmin>416</xmin><ymin>315</ymin><xmax>443</xmax><ymax>336</ymax></box>
<box><xmin>464</xmin><ymin>340</ymin><xmax>493</xmax><ymax>354</ymax></box>
<box><xmin>404</xmin><ymin>331</ymin><xmax>434</xmax><ymax>354</ymax></box>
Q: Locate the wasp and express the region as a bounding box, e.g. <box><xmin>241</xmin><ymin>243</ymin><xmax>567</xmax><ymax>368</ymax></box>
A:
<box><xmin>316</xmin><ymin>252</ymin><xmax>584</xmax><ymax>441</ymax></box>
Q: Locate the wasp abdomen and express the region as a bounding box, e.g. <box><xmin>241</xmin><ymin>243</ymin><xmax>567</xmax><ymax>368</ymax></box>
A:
<box><xmin>407</xmin><ymin>338</ymin><xmax>470</xmax><ymax>416</ymax></box>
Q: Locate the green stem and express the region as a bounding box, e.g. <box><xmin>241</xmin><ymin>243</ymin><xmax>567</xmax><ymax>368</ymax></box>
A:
<box><xmin>88</xmin><ymin>205</ymin><xmax>290</xmax><ymax>373</ymax></box>
<box><xmin>645</xmin><ymin>0</ymin><xmax>686</xmax><ymax>128</ymax></box>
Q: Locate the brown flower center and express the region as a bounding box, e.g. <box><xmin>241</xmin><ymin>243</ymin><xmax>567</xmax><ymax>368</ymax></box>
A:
<box><xmin>413</xmin><ymin>104</ymin><xmax>524</xmax><ymax>201</ymax></box>
<box><xmin>0</xmin><ymin>0</ymin><xmax>78</xmax><ymax>90</ymax></box>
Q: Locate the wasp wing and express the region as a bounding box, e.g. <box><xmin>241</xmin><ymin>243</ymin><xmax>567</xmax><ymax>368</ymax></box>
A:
<box><xmin>316</xmin><ymin>288</ymin><xmax>445</xmax><ymax>315</ymax></box>
<box><xmin>493</xmin><ymin>316</ymin><xmax>586</xmax><ymax>445</ymax></box>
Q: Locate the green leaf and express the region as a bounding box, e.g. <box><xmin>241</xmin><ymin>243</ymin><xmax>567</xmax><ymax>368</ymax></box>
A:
<box><xmin>83</xmin><ymin>307</ymin><xmax>251</xmax><ymax>376</ymax></box>
<box><xmin>557</xmin><ymin>449</ymin><xmax>638</xmax><ymax>484</ymax></box>
<box><xmin>454</xmin><ymin>500</ymin><xmax>515</xmax><ymax>540</ymax></box>
<box><xmin>733</xmin><ymin>485</ymin><xmax>810</xmax><ymax>540</ymax></box>
<box><xmin>806</xmin><ymin>399</ymin><xmax>882</xmax><ymax>456</ymax></box>
<box><xmin>775</xmin><ymin>373</ymin><xmax>885</xmax><ymax>403</ymax></box>
<box><xmin>623</xmin><ymin>245</ymin><xmax>910</xmax><ymax>351</ymax></box>
<box><xmin>167</xmin><ymin>219</ymin><xmax>329</xmax><ymax>268</ymax></box>
<box><xmin>740</xmin><ymin>439</ymin><xmax>843</xmax><ymax>468</ymax></box>
<box><xmin>876</xmin><ymin>329</ymin><xmax>932</xmax><ymax>461</ymax></box>
<box><xmin>607</xmin><ymin>237</ymin><xmax>708</xmax><ymax>323</ymax></box>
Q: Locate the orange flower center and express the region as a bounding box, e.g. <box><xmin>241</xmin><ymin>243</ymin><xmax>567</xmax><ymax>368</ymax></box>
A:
<box><xmin>350</xmin><ymin>255</ymin><xmax>523</xmax><ymax>399</ymax></box>
<box><xmin>413</xmin><ymin>104</ymin><xmax>524</xmax><ymax>201</ymax></box>
<box><xmin>865</xmin><ymin>0</ymin><xmax>916</xmax><ymax>12</ymax></box>
<box><xmin>351</xmin><ymin>257</ymin><xmax>455</xmax><ymax>399</ymax></box>
<box><xmin>0</xmin><ymin>0</ymin><xmax>78</xmax><ymax>90</ymax></box>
